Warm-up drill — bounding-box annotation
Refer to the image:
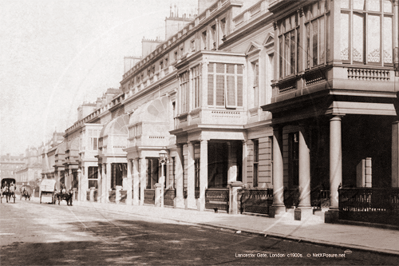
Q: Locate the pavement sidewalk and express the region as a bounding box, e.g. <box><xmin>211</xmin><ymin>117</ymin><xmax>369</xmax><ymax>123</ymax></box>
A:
<box><xmin>65</xmin><ymin>199</ymin><xmax>399</xmax><ymax>256</ymax></box>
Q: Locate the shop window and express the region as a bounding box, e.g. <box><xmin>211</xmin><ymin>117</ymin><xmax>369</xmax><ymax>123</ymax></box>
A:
<box><xmin>340</xmin><ymin>0</ymin><xmax>393</xmax><ymax>65</ymax></box>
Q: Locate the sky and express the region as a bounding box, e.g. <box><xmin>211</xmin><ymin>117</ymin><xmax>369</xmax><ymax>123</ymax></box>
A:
<box><xmin>0</xmin><ymin>0</ymin><xmax>197</xmax><ymax>156</ymax></box>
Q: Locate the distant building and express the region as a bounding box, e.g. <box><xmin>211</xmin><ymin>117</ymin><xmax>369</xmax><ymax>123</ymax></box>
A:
<box><xmin>0</xmin><ymin>153</ymin><xmax>24</xmax><ymax>183</ymax></box>
<box><xmin>14</xmin><ymin>146</ymin><xmax>43</xmax><ymax>186</ymax></box>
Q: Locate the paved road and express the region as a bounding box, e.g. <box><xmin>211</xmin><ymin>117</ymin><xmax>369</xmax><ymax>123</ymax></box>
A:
<box><xmin>1</xmin><ymin>199</ymin><xmax>398</xmax><ymax>265</ymax></box>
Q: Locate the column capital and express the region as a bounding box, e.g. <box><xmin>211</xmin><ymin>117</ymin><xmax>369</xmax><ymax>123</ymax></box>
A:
<box><xmin>329</xmin><ymin>115</ymin><xmax>345</xmax><ymax>121</ymax></box>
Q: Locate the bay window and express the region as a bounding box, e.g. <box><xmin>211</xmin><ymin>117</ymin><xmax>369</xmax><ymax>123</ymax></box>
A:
<box><xmin>278</xmin><ymin>0</ymin><xmax>331</xmax><ymax>78</ymax></box>
<box><xmin>304</xmin><ymin>0</ymin><xmax>330</xmax><ymax>69</ymax></box>
<box><xmin>340</xmin><ymin>0</ymin><xmax>393</xmax><ymax>65</ymax></box>
<box><xmin>279</xmin><ymin>13</ymin><xmax>299</xmax><ymax>77</ymax></box>
<box><xmin>207</xmin><ymin>63</ymin><xmax>243</xmax><ymax>108</ymax></box>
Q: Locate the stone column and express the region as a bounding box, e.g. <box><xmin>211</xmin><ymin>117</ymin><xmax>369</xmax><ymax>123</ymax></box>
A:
<box><xmin>106</xmin><ymin>163</ymin><xmax>111</xmax><ymax>203</ymax></box>
<box><xmin>132</xmin><ymin>158</ymin><xmax>140</xmax><ymax>205</ymax></box>
<box><xmin>199</xmin><ymin>140</ymin><xmax>208</xmax><ymax>211</ymax></box>
<box><xmin>227</xmin><ymin>142</ymin><xmax>238</xmax><ymax>183</ymax></box>
<box><xmin>242</xmin><ymin>140</ymin><xmax>248</xmax><ymax>185</ymax></box>
<box><xmin>175</xmin><ymin>145</ymin><xmax>185</xmax><ymax>208</ymax></box>
<box><xmin>392</xmin><ymin>121</ymin><xmax>399</xmax><ymax>187</ymax></box>
<box><xmin>186</xmin><ymin>142</ymin><xmax>196</xmax><ymax>209</ymax></box>
<box><xmin>126</xmin><ymin>160</ymin><xmax>133</xmax><ymax>205</ymax></box>
<box><xmin>272</xmin><ymin>127</ymin><xmax>285</xmax><ymax>215</ymax></box>
<box><xmin>139</xmin><ymin>157</ymin><xmax>146</xmax><ymax>206</ymax></box>
<box><xmin>57</xmin><ymin>170</ymin><xmax>62</xmax><ymax>191</ymax></box>
<box><xmin>100</xmin><ymin>164</ymin><xmax>106</xmax><ymax>203</ymax></box>
<box><xmin>296</xmin><ymin>126</ymin><xmax>312</xmax><ymax>219</ymax></box>
<box><xmin>326</xmin><ymin>116</ymin><xmax>343</xmax><ymax>223</ymax></box>
<box><xmin>69</xmin><ymin>169</ymin><xmax>73</xmax><ymax>190</ymax></box>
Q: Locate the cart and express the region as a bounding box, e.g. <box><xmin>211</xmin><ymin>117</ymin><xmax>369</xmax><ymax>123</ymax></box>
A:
<box><xmin>39</xmin><ymin>179</ymin><xmax>56</xmax><ymax>204</ymax></box>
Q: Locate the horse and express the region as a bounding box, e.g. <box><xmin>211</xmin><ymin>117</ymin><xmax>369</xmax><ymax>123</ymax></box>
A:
<box><xmin>20</xmin><ymin>188</ymin><xmax>31</xmax><ymax>201</ymax></box>
<box><xmin>54</xmin><ymin>189</ymin><xmax>73</xmax><ymax>206</ymax></box>
<box><xmin>6</xmin><ymin>185</ymin><xmax>16</xmax><ymax>203</ymax></box>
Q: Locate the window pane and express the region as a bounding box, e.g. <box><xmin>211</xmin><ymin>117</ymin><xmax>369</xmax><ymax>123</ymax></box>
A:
<box><xmin>384</xmin><ymin>16</ymin><xmax>393</xmax><ymax>63</ymax></box>
<box><xmin>226</xmin><ymin>64</ymin><xmax>234</xmax><ymax>74</ymax></box>
<box><xmin>384</xmin><ymin>0</ymin><xmax>392</xmax><ymax>12</ymax></box>
<box><xmin>319</xmin><ymin>17</ymin><xmax>325</xmax><ymax>64</ymax></box>
<box><xmin>237</xmin><ymin>76</ymin><xmax>243</xmax><ymax>106</ymax></box>
<box><xmin>340</xmin><ymin>0</ymin><xmax>349</xmax><ymax>9</ymax></box>
<box><xmin>297</xmin><ymin>30</ymin><xmax>300</xmax><ymax>71</ymax></box>
<box><xmin>290</xmin><ymin>32</ymin><xmax>296</xmax><ymax>74</ymax></box>
<box><xmin>216</xmin><ymin>63</ymin><xmax>224</xmax><ymax>73</ymax></box>
<box><xmin>354</xmin><ymin>0</ymin><xmax>365</xmax><ymax>10</ymax></box>
<box><xmin>320</xmin><ymin>0</ymin><xmax>325</xmax><ymax>14</ymax></box>
<box><xmin>327</xmin><ymin>14</ymin><xmax>331</xmax><ymax>61</ymax></box>
<box><xmin>93</xmin><ymin>138</ymin><xmax>98</xmax><ymax>150</ymax></box>
<box><xmin>368</xmin><ymin>15</ymin><xmax>381</xmax><ymax>63</ymax></box>
<box><xmin>279</xmin><ymin>36</ymin><xmax>284</xmax><ymax>77</ymax></box>
<box><xmin>368</xmin><ymin>0</ymin><xmax>380</xmax><ymax>11</ymax></box>
<box><xmin>312</xmin><ymin>20</ymin><xmax>318</xmax><ymax>66</ymax></box>
<box><xmin>340</xmin><ymin>13</ymin><xmax>349</xmax><ymax>60</ymax></box>
<box><xmin>216</xmin><ymin>75</ymin><xmax>224</xmax><ymax>106</ymax></box>
<box><xmin>208</xmin><ymin>63</ymin><xmax>214</xmax><ymax>73</ymax></box>
<box><xmin>306</xmin><ymin>23</ymin><xmax>311</xmax><ymax>67</ymax></box>
<box><xmin>226</xmin><ymin>76</ymin><xmax>235</xmax><ymax>106</ymax></box>
<box><xmin>285</xmin><ymin>33</ymin><xmax>290</xmax><ymax>74</ymax></box>
<box><xmin>353</xmin><ymin>14</ymin><xmax>364</xmax><ymax>62</ymax></box>
<box><xmin>237</xmin><ymin>65</ymin><xmax>243</xmax><ymax>74</ymax></box>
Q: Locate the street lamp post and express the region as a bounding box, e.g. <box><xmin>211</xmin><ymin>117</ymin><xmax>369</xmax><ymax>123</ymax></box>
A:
<box><xmin>159</xmin><ymin>149</ymin><xmax>168</xmax><ymax>208</ymax></box>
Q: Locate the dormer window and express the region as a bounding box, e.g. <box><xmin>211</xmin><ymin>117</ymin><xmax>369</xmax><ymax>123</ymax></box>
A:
<box><xmin>202</xmin><ymin>30</ymin><xmax>207</xmax><ymax>50</ymax></box>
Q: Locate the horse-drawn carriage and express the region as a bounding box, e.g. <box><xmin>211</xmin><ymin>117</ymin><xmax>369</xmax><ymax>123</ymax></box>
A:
<box><xmin>1</xmin><ymin>178</ymin><xmax>16</xmax><ymax>203</ymax></box>
<box><xmin>20</xmin><ymin>184</ymin><xmax>32</xmax><ymax>201</ymax></box>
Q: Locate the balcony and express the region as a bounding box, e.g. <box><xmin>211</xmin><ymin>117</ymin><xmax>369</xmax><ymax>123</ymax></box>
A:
<box><xmin>175</xmin><ymin>108</ymin><xmax>247</xmax><ymax>130</ymax></box>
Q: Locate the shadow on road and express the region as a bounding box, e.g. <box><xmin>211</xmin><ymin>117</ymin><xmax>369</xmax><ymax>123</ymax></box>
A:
<box><xmin>2</xmin><ymin>217</ymin><xmax>399</xmax><ymax>265</ymax></box>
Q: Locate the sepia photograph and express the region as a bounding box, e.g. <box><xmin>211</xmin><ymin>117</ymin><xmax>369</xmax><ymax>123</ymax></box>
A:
<box><xmin>1</xmin><ymin>0</ymin><xmax>399</xmax><ymax>265</ymax></box>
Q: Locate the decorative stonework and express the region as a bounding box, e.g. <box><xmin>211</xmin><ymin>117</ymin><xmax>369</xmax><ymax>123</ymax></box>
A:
<box><xmin>347</xmin><ymin>68</ymin><xmax>390</xmax><ymax>81</ymax></box>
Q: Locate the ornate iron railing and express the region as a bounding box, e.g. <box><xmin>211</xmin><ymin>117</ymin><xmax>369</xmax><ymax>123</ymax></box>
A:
<box><xmin>205</xmin><ymin>188</ymin><xmax>229</xmax><ymax>212</ymax></box>
<box><xmin>339</xmin><ymin>188</ymin><xmax>399</xmax><ymax>226</ymax></box>
<box><xmin>144</xmin><ymin>189</ymin><xmax>155</xmax><ymax>205</ymax></box>
<box><xmin>183</xmin><ymin>188</ymin><xmax>200</xmax><ymax>199</ymax></box>
<box><xmin>108</xmin><ymin>190</ymin><xmax>116</xmax><ymax>203</ymax></box>
<box><xmin>164</xmin><ymin>188</ymin><xmax>176</xmax><ymax>206</ymax></box>
<box><xmin>238</xmin><ymin>189</ymin><xmax>273</xmax><ymax>215</ymax></box>
<box><xmin>120</xmin><ymin>190</ymin><xmax>127</xmax><ymax>203</ymax></box>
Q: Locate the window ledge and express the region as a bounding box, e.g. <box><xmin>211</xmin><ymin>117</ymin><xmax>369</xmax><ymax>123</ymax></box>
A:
<box><xmin>176</xmin><ymin>113</ymin><xmax>188</xmax><ymax>119</ymax></box>
<box><xmin>189</xmin><ymin>108</ymin><xmax>201</xmax><ymax>116</ymax></box>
